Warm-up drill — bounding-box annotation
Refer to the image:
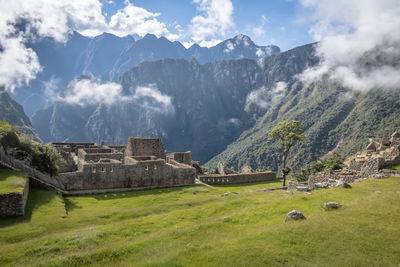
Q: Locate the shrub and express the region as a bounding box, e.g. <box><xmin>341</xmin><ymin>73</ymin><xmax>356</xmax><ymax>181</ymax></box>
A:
<box><xmin>292</xmin><ymin>153</ymin><xmax>345</xmax><ymax>182</ymax></box>
<box><xmin>18</xmin><ymin>135</ymin><xmax>33</xmax><ymax>154</ymax></box>
<box><xmin>0</xmin><ymin>121</ymin><xmax>20</xmax><ymax>151</ymax></box>
<box><xmin>323</xmin><ymin>152</ymin><xmax>345</xmax><ymax>170</ymax></box>
<box><xmin>293</xmin><ymin>160</ymin><xmax>325</xmax><ymax>182</ymax></box>
<box><xmin>31</xmin><ymin>144</ymin><xmax>64</xmax><ymax>176</ymax></box>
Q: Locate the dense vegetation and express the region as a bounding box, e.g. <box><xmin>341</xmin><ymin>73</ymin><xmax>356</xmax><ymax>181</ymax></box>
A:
<box><xmin>206</xmin><ymin>71</ymin><xmax>400</xmax><ymax>172</ymax></box>
<box><xmin>0</xmin><ymin>121</ymin><xmax>63</xmax><ymax>176</ymax></box>
<box><xmin>0</xmin><ymin>88</ymin><xmax>39</xmax><ymax>139</ymax></box>
<box><xmin>0</xmin><ymin>177</ymin><xmax>399</xmax><ymax>266</ymax></box>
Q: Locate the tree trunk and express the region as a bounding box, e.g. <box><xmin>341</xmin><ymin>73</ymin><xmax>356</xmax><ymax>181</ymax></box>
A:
<box><xmin>282</xmin><ymin>153</ymin><xmax>287</xmax><ymax>186</ymax></box>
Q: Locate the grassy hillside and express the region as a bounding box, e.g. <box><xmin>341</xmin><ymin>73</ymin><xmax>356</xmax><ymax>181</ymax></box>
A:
<box><xmin>1</xmin><ymin>177</ymin><xmax>400</xmax><ymax>266</ymax></box>
<box><xmin>205</xmin><ymin>77</ymin><xmax>400</xmax><ymax>172</ymax></box>
<box><xmin>0</xmin><ymin>169</ymin><xmax>27</xmax><ymax>194</ymax></box>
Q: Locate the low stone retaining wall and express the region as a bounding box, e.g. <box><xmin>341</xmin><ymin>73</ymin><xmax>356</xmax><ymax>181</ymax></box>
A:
<box><xmin>0</xmin><ymin>146</ymin><xmax>65</xmax><ymax>191</ymax></box>
<box><xmin>199</xmin><ymin>172</ymin><xmax>277</xmax><ymax>185</ymax></box>
<box><xmin>309</xmin><ymin>154</ymin><xmax>398</xmax><ymax>186</ymax></box>
<box><xmin>0</xmin><ymin>178</ymin><xmax>29</xmax><ymax>216</ymax></box>
<box><xmin>308</xmin><ymin>169</ymin><xmax>362</xmax><ymax>185</ymax></box>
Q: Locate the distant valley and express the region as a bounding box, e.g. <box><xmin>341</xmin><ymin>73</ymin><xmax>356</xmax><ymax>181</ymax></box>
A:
<box><xmin>2</xmin><ymin>33</ymin><xmax>400</xmax><ymax>172</ymax></box>
<box><xmin>14</xmin><ymin>32</ymin><xmax>279</xmax><ymax>116</ymax></box>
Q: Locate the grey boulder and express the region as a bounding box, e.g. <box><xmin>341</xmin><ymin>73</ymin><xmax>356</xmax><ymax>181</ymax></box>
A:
<box><xmin>323</xmin><ymin>202</ymin><xmax>341</xmax><ymax>210</ymax></box>
<box><xmin>284</xmin><ymin>210</ymin><xmax>306</xmax><ymax>223</ymax></box>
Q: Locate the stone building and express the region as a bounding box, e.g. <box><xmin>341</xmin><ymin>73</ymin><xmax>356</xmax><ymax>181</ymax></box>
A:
<box><xmin>53</xmin><ymin>137</ymin><xmax>196</xmax><ymax>192</ymax></box>
<box><xmin>309</xmin><ymin>132</ymin><xmax>400</xmax><ymax>185</ymax></box>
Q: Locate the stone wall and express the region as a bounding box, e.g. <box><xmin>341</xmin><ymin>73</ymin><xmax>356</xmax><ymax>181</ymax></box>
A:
<box><xmin>308</xmin><ymin>169</ymin><xmax>362</xmax><ymax>185</ymax></box>
<box><xmin>172</xmin><ymin>151</ymin><xmax>192</xmax><ymax>166</ymax></box>
<box><xmin>58</xmin><ymin>150</ymin><xmax>77</xmax><ymax>173</ymax></box>
<box><xmin>0</xmin><ymin>178</ymin><xmax>29</xmax><ymax>216</ymax></box>
<box><xmin>81</xmin><ymin>152</ymin><xmax>124</xmax><ymax>163</ymax></box>
<box><xmin>58</xmin><ymin>159</ymin><xmax>196</xmax><ymax>191</ymax></box>
<box><xmin>52</xmin><ymin>142</ymin><xmax>96</xmax><ymax>153</ymax></box>
<box><xmin>108</xmin><ymin>146</ymin><xmax>126</xmax><ymax>153</ymax></box>
<box><xmin>125</xmin><ymin>137</ymin><xmax>166</xmax><ymax>159</ymax></box>
<box><xmin>309</xmin><ymin>156</ymin><xmax>387</xmax><ymax>185</ymax></box>
<box><xmin>0</xmin><ymin>146</ymin><xmax>65</xmax><ymax>191</ymax></box>
<box><xmin>199</xmin><ymin>171</ymin><xmax>277</xmax><ymax>185</ymax></box>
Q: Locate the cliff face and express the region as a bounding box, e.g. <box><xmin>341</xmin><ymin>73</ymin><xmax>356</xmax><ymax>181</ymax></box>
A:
<box><xmin>205</xmin><ymin>65</ymin><xmax>400</xmax><ymax>171</ymax></box>
<box><xmin>31</xmin><ymin>42</ymin><xmax>400</xmax><ymax>170</ymax></box>
<box><xmin>18</xmin><ymin>33</ymin><xmax>279</xmax><ymax>116</ymax></box>
<box><xmin>0</xmin><ymin>88</ymin><xmax>39</xmax><ymax>140</ymax></box>
<box><xmin>31</xmin><ymin>44</ymin><xmax>315</xmax><ymax>163</ymax></box>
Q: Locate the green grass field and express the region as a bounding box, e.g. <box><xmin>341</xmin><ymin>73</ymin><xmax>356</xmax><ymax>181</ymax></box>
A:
<box><xmin>0</xmin><ymin>169</ymin><xmax>27</xmax><ymax>194</ymax></box>
<box><xmin>0</xmin><ymin>177</ymin><xmax>400</xmax><ymax>266</ymax></box>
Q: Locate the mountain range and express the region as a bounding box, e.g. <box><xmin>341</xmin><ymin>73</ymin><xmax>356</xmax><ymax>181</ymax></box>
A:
<box><xmin>0</xmin><ymin>87</ymin><xmax>39</xmax><ymax>140</ymax></box>
<box><xmin>32</xmin><ymin>42</ymin><xmax>400</xmax><ymax>170</ymax></box>
<box><xmin>2</xmin><ymin>32</ymin><xmax>399</xmax><ymax>172</ymax></box>
<box><xmin>13</xmin><ymin>32</ymin><xmax>280</xmax><ymax>116</ymax></box>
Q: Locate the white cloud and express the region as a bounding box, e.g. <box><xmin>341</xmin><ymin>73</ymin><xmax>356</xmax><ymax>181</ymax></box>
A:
<box><xmin>181</xmin><ymin>41</ymin><xmax>195</xmax><ymax>49</ymax></box>
<box><xmin>131</xmin><ymin>85</ymin><xmax>175</xmax><ymax>114</ymax></box>
<box><xmin>246</xmin><ymin>81</ymin><xmax>287</xmax><ymax>110</ymax></box>
<box><xmin>42</xmin><ymin>76</ymin><xmax>60</xmax><ymax>105</ymax></box>
<box><xmin>298</xmin><ymin>0</ymin><xmax>400</xmax><ymax>91</ymax></box>
<box><xmin>58</xmin><ymin>79</ymin><xmax>125</xmax><ymax>106</ymax></box>
<box><xmin>189</xmin><ymin>0</ymin><xmax>234</xmax><ymax>43</ymax></box>
<box><xmin>228</xmin><ymin>118</ymin><xmax>241</xmax><ymax>126</ymax></box>
<box><xmin>58</xmin><ymin>79</ymin><xmax>174</xmax><ymax>113</ymax></box>
<box><xmin>108</xmin><ymin>2</ymin><xmax>169</xmax><ymax>37</ymax></box>
<box><xmin>253</xmin><ymin>15</ymin><xmax>267</xmax><ymax>37</ymax></box>
<box><xmin>198</xmin><ymin>39</ymin><xmax>222</xmax><ymax>48</ymax></box>
<box><xmin>0</xmin><ymin>35</ymin><xmax>42</xmax><ymax>92</ymax></box>
<box><xmin>0</xmin><ymin>0</ymin><xmax>176</xmax><ymax>91</ymax></box>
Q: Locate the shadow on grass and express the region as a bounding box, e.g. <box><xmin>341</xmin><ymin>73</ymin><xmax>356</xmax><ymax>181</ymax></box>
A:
<box><xmin>63</xmin><ymin>185</ymin><xmax>199</xmax><ymax>213</ymax></box>
<box><xmin>0</xmin><ymin>188</ymin><xmax>56</xmax><ymax>228</ymax></box>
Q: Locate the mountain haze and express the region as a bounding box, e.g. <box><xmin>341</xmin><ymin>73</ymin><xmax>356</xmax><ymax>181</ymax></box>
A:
<box><xmin>0</xmin><ymin>88</ymin><xmax>39</xmax><ymax>140</ymax></box>
<box><xmin>32</xmin><ymin>43</ymin><xmax>316</xmax><ymax>163</ymax></box>
<box><xmin>14</xmin><ymin>32</ymin><xmax>279</xmax><ymax>116</ymax></box>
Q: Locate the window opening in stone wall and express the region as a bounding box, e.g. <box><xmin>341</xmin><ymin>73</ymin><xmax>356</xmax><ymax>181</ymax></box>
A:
<box><xmin>101</xmin><ymin>167</ymin><xmax>105</xmax><ymax>172</ymax></box>
<box><xmin>92</xmin><ymin>168</ymin><xmax>96</xmax><ymax>173</ymax></box>
<box><xmin>145</xmin><ymin>165</ymin><xmax>149</xmax><ymax>171</ymax></box>
<box><xmin>110</xmin><ymin>167</ymin><xmax>113</xmax><ymax>172</ymax></box>
<box><xmin>154</xmin><ymin>165</ymin><xmax>157</xmax><ymax>170</ymax></box>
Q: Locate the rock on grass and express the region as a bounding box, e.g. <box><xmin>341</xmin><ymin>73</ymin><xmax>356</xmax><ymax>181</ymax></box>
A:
<box><xmin>323</xmin><ymin>202</ymin><xmax>341</xmax><ymax>210</ymax></box>
<box><xmin>284</xmin><ymin>210</ymin><xmax>306</xmax><ymax>223</ymax></box>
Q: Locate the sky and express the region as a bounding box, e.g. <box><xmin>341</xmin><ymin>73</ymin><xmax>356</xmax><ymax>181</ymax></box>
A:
<box><xmin>0</xmin><ymin>0</ymin><xmax>399</xmax><ymax>94</ymax></box>
<box><xmin>98</xmin><ymin>0</ymin><xmax>313</xmax><ymax>50</ymax></box>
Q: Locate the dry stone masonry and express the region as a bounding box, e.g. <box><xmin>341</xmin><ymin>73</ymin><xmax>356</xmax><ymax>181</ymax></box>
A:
<box><xmin>199</xmin><ymin>162</ymin><xmax>277</xmax><ymax>185</ymax></box>
<box><xmin>0</xmin><ymin>177</ymin><xmax>29</xmax><ymax>216</ymax></box>
<box><xmin>54</xmin><ymin>137</ymin><xmax>196</xmax><ymax>192</ymax></box>
<box><xmin>308</xmin><ymin>131</ymin><xmax>400</xmax><ymax>187</ymax></box>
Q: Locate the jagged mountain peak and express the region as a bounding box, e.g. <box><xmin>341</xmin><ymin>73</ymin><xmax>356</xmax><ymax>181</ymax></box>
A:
<box><xmin>17</xmin><ymin>32</ymin><xmax>280</xmax><ymax>116</ymax></box>
<box><xmin>142</xmin><ymin>33</ymin><xmax>158</xmax><ymax>40</ymax></box>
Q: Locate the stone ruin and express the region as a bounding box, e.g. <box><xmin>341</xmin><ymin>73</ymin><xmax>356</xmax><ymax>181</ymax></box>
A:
<box><xmin>308</xmin><ymin>131</ymin><xmax>400</xmax><ymax>187</ymax></box>
<box><xmin>52</xmin><ymin>137</ymin><xmax>197</xmax><ymax>192</ymax></box>
<box><xmin>198</xmin><ymin>161</ymin><xmax>276</xmax><ymax>185</ymax></box>
<box><xmin>54</xmin><ymin>140</ymin><xmax>277</xmax><ymax>190</ymax></box>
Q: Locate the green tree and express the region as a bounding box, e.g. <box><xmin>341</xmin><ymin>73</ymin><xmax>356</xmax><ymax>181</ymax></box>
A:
<box><xmin>269</xmin><ymin>120</ymin><xmax>304</xmax><ymax>186</ymax></box>
<box><xmin>0</xmin><ymin>121</ymin><xmax>20</xmax><ymax>151</ymax></box>
<box><xmin>31</xmin><ymin>144</ymin><xmax>64</xmax><ymax>176</ymax></box>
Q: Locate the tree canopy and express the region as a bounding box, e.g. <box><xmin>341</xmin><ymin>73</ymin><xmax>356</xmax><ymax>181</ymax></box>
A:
<box><xmin>269</xmin><ymin>120</ymin><xmax>304</xmax><ymax>186</ymax></box>
<box><xmin>268</xmin><ymin>120</ymin><xmax>304</xmax><ymax>154</ymax></box>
